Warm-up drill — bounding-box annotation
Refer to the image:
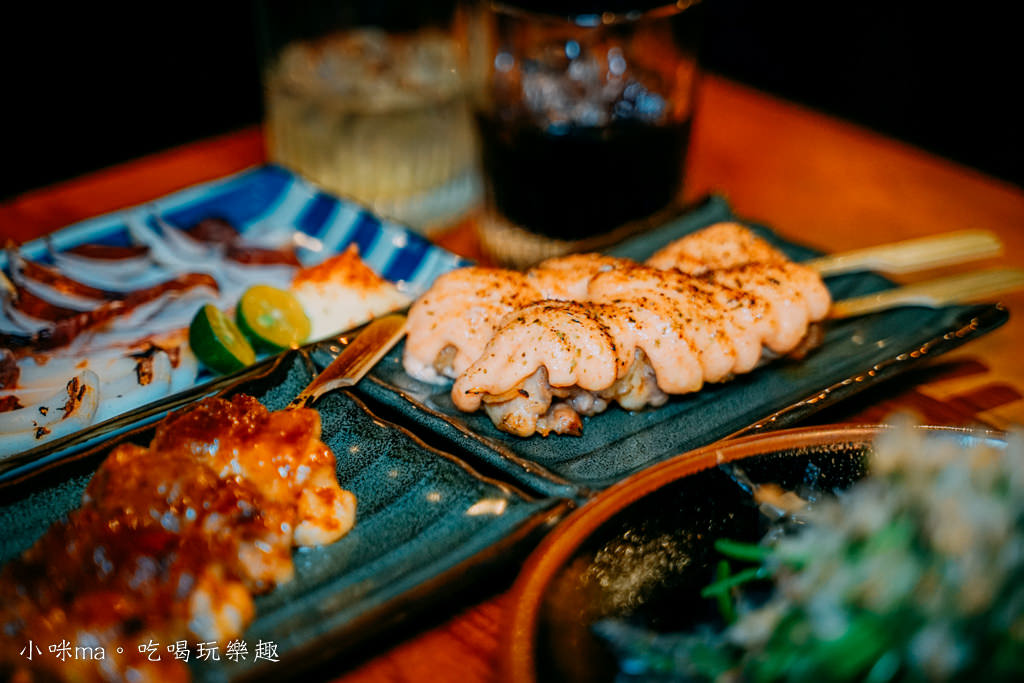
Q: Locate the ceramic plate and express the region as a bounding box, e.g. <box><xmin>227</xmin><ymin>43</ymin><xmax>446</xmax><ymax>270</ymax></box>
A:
<box><xmin>0</xmin><ymin>349</ymin><xmax>570</xmax><ymax>681</ymax></box>
<box><xmin>498</xmin><ymin>424</ymin><xmax>1007</xmax><ymax>683</ymax></box>
<box><xmin>0</xmin><ymin>165</ymin><xmax>469</xmax><ymax>482</ymax></box>
<box><xmin>353</xmin><ymin>196</ymin><xmax>1008</xmax><ymax>498</ymax></box>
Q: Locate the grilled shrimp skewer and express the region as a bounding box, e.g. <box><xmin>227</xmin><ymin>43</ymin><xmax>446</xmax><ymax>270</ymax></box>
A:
<box><xmin>406</xmin><ymin>221</ymin><xmax>832</xmax><ymax>437</ymax></box>
<box><xmin>452</xmin><ymin>262</ymin><xmax>830</xmax><ymax>436</ymax></box>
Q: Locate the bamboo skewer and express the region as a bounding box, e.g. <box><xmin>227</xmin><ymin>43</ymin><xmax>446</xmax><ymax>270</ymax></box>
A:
<box><xmin>829</xmin><ymin>267</ymin><xmax>1024</xmax><ymax>319</ymax></box>
<box><xmin>288</xmin><ymin>314</ymin><xmax>406</xmax><ymax>409</ymax></box>
<box><xmin>805</xmin><ymin>230</ymin><xmax>1002</xmax><ymax>276</ymax></box>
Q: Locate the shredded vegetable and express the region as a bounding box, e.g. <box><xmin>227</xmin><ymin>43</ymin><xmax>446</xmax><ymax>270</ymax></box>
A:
<box><xmin>595</xmin><ymin>421</ymin><xmax>1024</xmax><ymax>681</ymax></box>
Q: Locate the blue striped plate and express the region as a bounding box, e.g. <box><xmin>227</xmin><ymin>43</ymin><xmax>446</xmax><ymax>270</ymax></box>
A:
<box><xmin>0</xmin><ymin>165</ymin><xmax>469</xmax><ymax>482</ymax></box>
<box><xmin>1</xmin><ymin>164</ymin><xmax>468</xmax><ymax>295</ymax></box>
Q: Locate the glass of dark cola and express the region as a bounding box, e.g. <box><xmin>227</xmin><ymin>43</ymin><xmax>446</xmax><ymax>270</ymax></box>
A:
<box><xmin>475</xmin><ymin>0</ymin><xmax>704</xmax><ymax>267</ymax></box>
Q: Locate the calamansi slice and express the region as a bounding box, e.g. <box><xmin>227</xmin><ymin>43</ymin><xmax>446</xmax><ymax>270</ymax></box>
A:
<box><xmin>236</xmin><ymin>285</ymin><xmax>311</xmax><ymax>350</ymax></box>
<box><xmin>189</xmin><ymin>304</ymin><xmax>257</xmax><ymax>374</ymax></box>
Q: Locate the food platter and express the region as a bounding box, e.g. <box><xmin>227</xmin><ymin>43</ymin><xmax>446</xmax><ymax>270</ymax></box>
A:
<box><xmin>0</xmin><ymin>165</ymin><xmax>468</xmax><ymax>482</ymax></box>
<box><xmin>3</xmin><ymin>184</ymin><xmax>1007</xmax><ymax>492</ymax></box>
<box><xmin>0</xmin><ymin>177</ymin><xmax>1011</xmax><ymax>681</ymax></box>
<box><xmin>499</xmin><ymin>424</ymin><xmax>1010</xmax><ymax>682</ymax></box>
<box><xmin>0</xmin><ymin>348</ymin><xmax>570</xmax><ymax>681</ymax></box>
<box><xmin>351</xmin><ymin>195</ymin><xmax>1008</xmax><ymax>497</ymax></box>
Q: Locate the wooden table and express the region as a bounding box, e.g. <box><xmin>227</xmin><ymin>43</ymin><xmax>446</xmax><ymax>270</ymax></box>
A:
<box><xmin>2</xmin><ymin>74</ymin><xmax>1022</xmax><ymax>681</ymax></box>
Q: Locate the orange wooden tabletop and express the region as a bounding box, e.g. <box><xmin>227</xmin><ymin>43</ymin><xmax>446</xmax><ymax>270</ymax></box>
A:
<box><xmin>2</xmin><ymin>73</ymin><xmax>1022</xmax><ymax>682</ymax></box>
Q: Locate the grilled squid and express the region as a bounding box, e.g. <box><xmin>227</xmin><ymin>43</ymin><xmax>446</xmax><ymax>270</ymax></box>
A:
<box><xmin>1</xmin><ymin>213</ymin><xmax>407</xmax><ymax>459</ymax></box>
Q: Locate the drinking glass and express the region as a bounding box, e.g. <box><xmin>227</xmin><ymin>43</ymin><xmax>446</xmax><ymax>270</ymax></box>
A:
<box><xmin>474</xmin><ymin>0</ymin><xmax>704</xmax><ymax>266</ymax></box>
<box><xmin>256</xmin><ymin>1</ymin><xmax>483</xmax><ymax>232</ymax></box>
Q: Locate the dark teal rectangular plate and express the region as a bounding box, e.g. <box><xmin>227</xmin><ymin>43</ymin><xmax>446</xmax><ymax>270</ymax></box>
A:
<box><xmin>0</xmin><ymin>351</ymin><xmax>570</xmax><ymax>681</ymax></box>
<box><xmin>352</xmin><ymin>196</ymin><xmax>1009</xmax><ymax>498</ymax></box>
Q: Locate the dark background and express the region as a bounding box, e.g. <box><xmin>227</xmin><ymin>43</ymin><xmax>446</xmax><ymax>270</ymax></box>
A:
<box><xmin>2</xmin><ymin>1</ymin><xmax>1020</xmax><ymax>201</ymax></box>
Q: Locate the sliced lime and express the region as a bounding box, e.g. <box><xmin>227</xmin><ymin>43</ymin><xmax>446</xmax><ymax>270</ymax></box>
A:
<box><xmin>189</xmin><ymin>303</ymin><xmax>256</xmax><ymax>374</ymax></box>
<box><xmin>236</xmin><ymin>284</ymin><xmax>311</xmax><ymax>351</ymax></box>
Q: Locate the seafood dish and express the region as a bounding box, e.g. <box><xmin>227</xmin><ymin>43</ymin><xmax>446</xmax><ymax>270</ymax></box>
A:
<box><xmin>0</xmin><ymin>216</ymin><xmax>409</xmax><ymax>459</ymax></box>
<box><xmin>0</xmin><ymin>394</ymin><xmax>355</xmax><ymax>682</ymax></box>
<box><xmin>404</xmin><ymin>222</ymin><xmax>831</xmax><ymax>437</ymax></box>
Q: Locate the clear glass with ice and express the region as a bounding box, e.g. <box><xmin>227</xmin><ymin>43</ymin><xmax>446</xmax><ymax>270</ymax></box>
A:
<box><xmin>258</xmin><ymin>1</ymin><xmax>483</xmax><ymax>231</ymax></box>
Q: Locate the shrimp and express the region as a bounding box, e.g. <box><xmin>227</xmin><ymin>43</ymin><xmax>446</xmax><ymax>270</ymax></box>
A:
<box><xmin>403</xmin><ymin>267</ymin><xmax>543</xmax><ymax>383</ymax></box>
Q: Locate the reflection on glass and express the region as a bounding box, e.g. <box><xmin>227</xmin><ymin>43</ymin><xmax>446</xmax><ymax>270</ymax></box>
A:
<box><xmin>475</xmin><ymin>1</ymin><xmax>704</xmax><ymax>267</ymax></box>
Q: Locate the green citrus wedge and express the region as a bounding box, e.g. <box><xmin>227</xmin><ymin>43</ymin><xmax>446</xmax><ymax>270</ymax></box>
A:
<box><xmin>236</xmin><ymin>284</ymin><xmax>311</xmax><ymax>351</ymax></box>
<box><xmin>189</xmin><ymin>303</ymin><xmax>257</xmax><ymax>374</ymax></box>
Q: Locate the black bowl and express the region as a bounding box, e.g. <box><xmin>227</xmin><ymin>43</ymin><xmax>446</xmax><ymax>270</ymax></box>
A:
<box><xmin>500</xmin><ymin>424</ymin><xmax>1004</xmax><ymax>682</ymax></box>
